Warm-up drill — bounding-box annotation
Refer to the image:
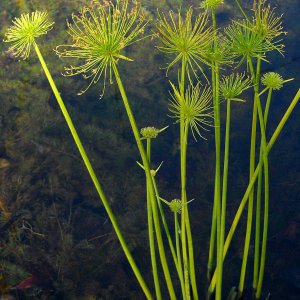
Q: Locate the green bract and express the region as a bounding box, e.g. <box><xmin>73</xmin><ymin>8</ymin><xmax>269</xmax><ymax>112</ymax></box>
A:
<box><xmin>4</xmin><ymin>11</ymin><xmax>54</xmax><ymax>59</ymax></box>
<box><xmin>220</xmin><ymin>73</ymin><xmax>252</xmax><ymax>101</ymax></box>
<box><xmin>55</xmin><ymin>0</ymin><xmax>147</xmax><ymax>96</ymax></box>
<box><xmin>156</xmin><ymin>8</ymin><xmax>214</xmax><ymax>80</ymax></box>
<box><xmin>169</xmin><ymin>81</ymin><xmax>214</xmax><ymax>140</ymax></box>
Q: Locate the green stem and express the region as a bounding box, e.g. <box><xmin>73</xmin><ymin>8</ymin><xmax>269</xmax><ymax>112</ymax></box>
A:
<box><xmin>175</xmin><ymin>212</ymin><xmax>186</xmax><ymax>300</ymax></box>
<box><xmin>151</xmin><ymin>174</ymin><xmax>188</xmax><ymax>298</ymax></box>
<box><xmin>216</xmin><ymin>98</ymin><xmax>231</xmax><ymax>300</ymax></box>
<box><xmin>248</xmin><ymin>58</ymin><xmax>269</xmax><ymax>300</ymax></box>
<box><xmin>181</xmin><ymin>121</ymin><xmax>191</xmax><ymax>300</ymax></box>
<box><xmin>111</xmin><ymin>61</ymin><xmax>176</xmax><ymax>300</ymax></box>
<box><xmin>146</xmin><ymin>139</ymin><xmax>161</xmax><ymax>300</ymax></box>
<box><xmin>253</xmin><ymin>88</ymin><xmax>273</xmax><ymax>291</ymax></box>
<box><xmin>208</xmin><ymin>88</ymin><xmax>300</xmax><ymax>294</ymax></box>
<box><xmin>238</xmin><ymin>58</ymin><xmax>261</xmax><ymax>298</ymax></box>
<box><xmin>211</xmin><ymin>8</ymin><xmax>222</xmax><ymax>300</ymax></box>
<box><xmin>207</xmin><ymin>38</ymin><xmax>217</xmax><ymax>283</ymax></box>
<box><xmin>180</xmin><ymin>56</ymin><xmax>198</xmax><ymax>300</ymax></box>
<box><xmin>33</xmin><ymin>43</ymin><xmax>153</xmax><ymax>300</ymax></box>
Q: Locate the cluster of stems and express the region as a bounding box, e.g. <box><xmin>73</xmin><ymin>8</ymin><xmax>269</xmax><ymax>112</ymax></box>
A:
<box><xmin>6</xmin><ymin>0</ymin><xmax>300</xmax><ymax>299</ymax></box>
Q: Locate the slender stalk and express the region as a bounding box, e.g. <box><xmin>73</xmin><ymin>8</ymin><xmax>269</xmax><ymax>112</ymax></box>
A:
<box><xmin>175</xmin><ymin>212</ymin><xmax>187</xmax><ymax>300</ymax></box>
<box><xmin>253</xmin><ymin>88</ymin><xmax>273</xmax><ymax>292</ymax></box>
<box><xmin>111</xmin><ymin>61</ymin><xmax>176</xmax><ymax>300</ymax></box>
<box><xmin>151</xmin><ymin>173</ymin><xmax>187</xmax><ymax>298</ymax></box>
<box><xmin>179</xmin><ymin>56</ymin><xmax>198</xmax><ymax>300</ymax></box>
<box><xmin>238</xmin><ymin>58</ymin><xmax>261</xmax><ymax>298</ymax></box>
<box><xmin>217</xmin><ymin>98</ymin><xmax>231</xmax><ymax>300</ymax></box>
<box><xmin>208</xmin><ymin>87</ymin><xmax>300</xmax><ymax>294</ymax></box>
<box><xmin>151</xmin><ymin>177</ymin><xmax>179</xmax><ymax>273</ymax></box>
<box><xmin>207</xmin><ymin>36</ymin><xmax>217</xmax><ymax>283</ymax></box>
<box><xmin>181</xmin><ymin>121</ymin><xmax>191</xmax><ymax>299</ymax></box>
<box><xmin>33</xmin><ymin>43</ymin><xmax>153</xmax><ymax>300</ymax></box>
<box><xmin>211</xmin><ymin>8</ymin><xmax>222</xmax><ymax>300</ymax></box>
<box><xmin>253</xmin><ymin>157</ymin><xmax>262</xmax><ymax>292</ymax></box>
<box><xmin>248</xmin><ymin>58</ymin><xmax>270</xmax><ymax>299</ymax></box>
<box><xmin>146</xmin><ymin>139</ymin><xmax>161</xmax><ymax>300</ymax></box>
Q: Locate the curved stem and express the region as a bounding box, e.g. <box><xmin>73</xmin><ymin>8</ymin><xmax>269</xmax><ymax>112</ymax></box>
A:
<box><xmin>112</xmin><ymin>61</ymin><xmax>176</xmax><ymax>300</ymax></box>
<box><xmin>208</xmin><ymin>88</ymin><xmax>300</xmax><ymax>294</ymax></box>
<box><xmin>33</xmin><ymin>43</ymin><xmax>153</xmax><ymax>300</ymax></box>
<box><xmin>253</xmin><ymin>88</ymin><xmax>273</xmax><ymax>292</ymax></box>
<box><xmin>146</xmin><ymin>139</ymin><xmax>161</xmax><ymax>300</ymax></box>
<box><xmin>238</xmin><ymin>58</ymin><xmax>261</xmax><ymax>298</ymax></box>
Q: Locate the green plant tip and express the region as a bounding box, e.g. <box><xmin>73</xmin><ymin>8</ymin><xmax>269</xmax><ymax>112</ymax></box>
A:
<box><xmin>55</xmin><ymin>0</ymin><xmax>147</xmax><ymax>96</ymax></box>
<box><xmin>169</xmin><ymin>81</ymin><xmax>214</xmax><ymax>140</ymax></box>
<box><xmin>261</xmin><ymin>72</ymin><xmax>284</xmax><ymax>90</ymax></box>
<box><xmin>140</xmin><ymin>127</ymin><xmax>160</xmax><ymax>139</ymax></box>
<box><xmin>200</xmin><ymin>0</ymin><xmax>224</xmax><ymax>10</ymax></box>
<box><xmin>4</xmin><ymin>11</ymin><xmax>54</xmax><ymax>59</ymax></box>
<box><xmin>156</xmin><ymin>8</ymin><xmax>213</xmax><ymax>80</ymax></box>
<box><xmin>170</xmin><ymin>199</ymin><xmax>182</xmax><ymax>214</ymax></box>
<box><xmin>220</xmin><ymin>73</ymin><xmax>252</xmax><ymax>101</ymax></box>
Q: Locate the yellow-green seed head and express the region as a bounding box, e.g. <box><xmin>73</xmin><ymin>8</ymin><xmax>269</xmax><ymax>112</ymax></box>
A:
<box><xmin>4</xmin><ymin>11</ymin><xmax>54</xmax><ymax>59</ymax></box>
<box><xmin>55</xmin><ymin>0</ymin><xmax>147</xmax><ymax>96</ymax></box>
<box><xmin>169</xmin><ymin>199</ymin><xmax>182</xmax><ymax>214</ymax></box>
<box><xmin>220</xmin><ymin>73</ymin><xmax>252</xmax><ymax>101</ymax></box>
<box><xmin>140</xmin><ymin>127</ymin><xmax>160</xmax><ymax>139</ymax></box>
<box><xmin>200</xmin><ymin>0</ymin><xmax>224</xmax><ymax>10</ymax></box>
<box><xmin>261</xmin><ymin>72</ymin><xmax>284</xmax><ymax>90</ymax></box>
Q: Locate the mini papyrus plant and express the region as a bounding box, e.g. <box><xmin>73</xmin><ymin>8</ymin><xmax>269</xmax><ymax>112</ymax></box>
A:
<box><xmin>4</xmin><ymin>0</ymin><xmax>300</xmax><ymax>299</ymax></box>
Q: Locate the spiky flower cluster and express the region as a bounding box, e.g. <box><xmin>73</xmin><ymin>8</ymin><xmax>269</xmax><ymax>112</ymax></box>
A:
<box><xmin>140</xmin><ymin>127</ymin><xmax>161</xmax><ymax>139</ymax></box>
<box><xmin>220</xmin><ymin>73</ymin><xmax>252</xmax><ymax>101</ymax></box>
<box><xmin>169</xmin><ymin>82</ymin><xmax>214</xmax><ymax>140</ymax></box>
<box><xmin>261</xmin><ymin>72</ymin><xmax>284</xmax><ymax>90</ymax></box>
<box><xmin>156</xmin><ymin>8</ymin><xmax>213</xmax><ymax>80</ymax></box>
<box><xmin>224</xmin><ymin>21</ymin><xmax>275</xmax><ymax>64</ymax></box>
<box><xmin>4</xmin><ymin>11</ymin><xmax>54</xmax><ymax>59</ymax></box>
<box><xmin>252</xmin><ymin>0</ymin><xmax>286</xmax><ymax>42</ymax></box>
<box><xmin>169</xmin><ymin>199</ymin><xmax>182</xmax><ymax>214</ymax></box>
<box><xmin>55</xmin><ymin>0</ymin><xmax>146</xmax><ymax>96</ymax></box>
<box><xmin>200</xmin><ymin>0</ymin><xmax>224</xmax><ymax>10</ymax></box>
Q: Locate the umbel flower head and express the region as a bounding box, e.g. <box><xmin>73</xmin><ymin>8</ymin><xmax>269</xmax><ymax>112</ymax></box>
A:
<box><xmin>140</xmin><ymin>126</ymin><xmax>168</xmax><ymax>140</ymax></box>
<box><xmin>169</xmin><ymin>81</ymin><xmax>214</xmax><ymax>140</ymax></box>
<box><xmin>4</xmin><ymin>11</ymin><xmax>54</xmax><ymax>59</ymax></box>
<box><xmin>200</xmin><ymin>0</ymin><xmax>224</xmax><ymax>10</ymax></box>
<box><xmin>224</xmin><ymin>20</ymin><xmax>275</xmax><ymax>65</ymax></box>
<box><xmin>220</xmin><ymin>73</ymin><xmax>252</xmax><ymax>101</ymax></box>
<box><xmin>55</xmin><ymin>0</ymin><xmax>147</xmax><ymax>96</ymax></box>
<box><xmin>156</xmin><ymin>8</ymin><xmax>214</xmax><ymax>81</ymax></box>
<box><xmin>252</xmin><ymin>0</ymin><xmax>286</xmax><ymax>44</ymax></box>
<box><xmin>261</xmin><ymin>72</ymin><xmax>285</xmax><ymax>90</ymax></box>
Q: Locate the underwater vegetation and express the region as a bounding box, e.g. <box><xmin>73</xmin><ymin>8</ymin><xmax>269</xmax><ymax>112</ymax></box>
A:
<box><xmin>1</xmin><ymin>0</ymin><xmax>300</xmax><ymax>299</ymax></box>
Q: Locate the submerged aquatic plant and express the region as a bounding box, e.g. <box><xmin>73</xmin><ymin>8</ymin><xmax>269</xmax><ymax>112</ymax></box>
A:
<box><xmin>55</xmin><ymin>0</ymin><xmax>147</xmax><ymax>96</ymax></box>
<box><xmin>4</xmin><ymin>11</ymin><xmax>54</xmax><ymax>59</ymax></box>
